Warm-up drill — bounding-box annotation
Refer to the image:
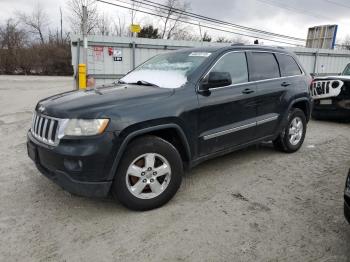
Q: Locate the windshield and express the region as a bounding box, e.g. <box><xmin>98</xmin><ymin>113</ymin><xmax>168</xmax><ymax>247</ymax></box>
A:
<box><xmin>120</xmin><ymin>51</ymin><xmax>212</xmax><ymax>88</ymax></box>
<box><xmin>343</xmin><ymin>64</ymin><xmax>350</xmax><ymax>76</ymax></box>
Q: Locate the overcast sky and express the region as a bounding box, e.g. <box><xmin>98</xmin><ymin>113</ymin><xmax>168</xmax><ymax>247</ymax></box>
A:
<box><xmin>0</xmin><ymin>0</ymin><xmax>349</xmax><ymax>45</ymax></box>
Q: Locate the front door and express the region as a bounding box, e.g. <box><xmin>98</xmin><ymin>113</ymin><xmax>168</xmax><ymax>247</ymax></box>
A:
<box><xmin>197</xmin><ymin>51</ymin><xmax>258</xmax><ymax>156</ymax></box>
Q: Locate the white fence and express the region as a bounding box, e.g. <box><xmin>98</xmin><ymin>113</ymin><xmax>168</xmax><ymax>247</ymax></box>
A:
<box><xmin>71</xmin><ymin>35</ymin><xmax>350</xmax><ymax>85</ymax></box>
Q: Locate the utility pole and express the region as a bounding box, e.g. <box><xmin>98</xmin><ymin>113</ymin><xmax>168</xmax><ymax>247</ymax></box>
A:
<box><xmin>82</xmin><ymin>5</ymin><xmax>88</xmax><ymax>70</ymax></box>
<box><xmin>77</xmin><ymin>5</ymin><xmax>88</xmax><ymax>90</ymax></box>
<box><xmin>198</xmin><ymin>22</ymin><xmax>203</xmax><ymax>43</ymax></box>
<box><xmin>60</xmin><ymin>7</ymin><xmax>63</xmax><ymax>44</ymax></box>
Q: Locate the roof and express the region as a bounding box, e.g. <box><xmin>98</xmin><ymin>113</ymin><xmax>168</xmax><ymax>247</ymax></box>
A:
<box><xmin>170</xmin><ymin>45</ymin><xmax>293</xmax><ymax>55</ymax></box>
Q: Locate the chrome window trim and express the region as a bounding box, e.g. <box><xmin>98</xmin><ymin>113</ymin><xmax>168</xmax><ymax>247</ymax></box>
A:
<box><xmin>197</xmin><ymin>50</ymin><xmax>305</xmax><ymax>93</ymax></box>
<box><xmin>203</xmin><ymin>115</ymin><xmax>279</xmax><ymax>140</ymax></box>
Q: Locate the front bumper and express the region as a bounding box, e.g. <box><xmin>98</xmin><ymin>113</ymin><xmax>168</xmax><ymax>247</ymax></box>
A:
<box><xmin>27</xmin><ymin>131</ymin><xmax>119</xmax><ymax>197</ymax></box>
<box><xmin>312</xmin><ymin>99</ymin><xmax>350</xmax><ymax>120</ymax></box>
<box><xmin>34</xmin><ymin>160</ymin><xmax>112</xmax><ymax>197</ymax></box>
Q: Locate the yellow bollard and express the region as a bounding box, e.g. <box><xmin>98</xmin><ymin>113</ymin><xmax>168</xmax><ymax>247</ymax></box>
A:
<box><xmin>78</xmin><ymin>64</ymin><xmax>87</xmax><ymax>90</ymax></box>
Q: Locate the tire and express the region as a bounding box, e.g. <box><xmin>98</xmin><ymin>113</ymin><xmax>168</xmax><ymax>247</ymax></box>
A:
<box><xmin>112</xmin><ymin>135</ymin><xmax>183</xmax><ymax>211</ymax></box>
<box><xmin>273</xmin><ymin>108</ymin><xmax>307</xmax><ymax>153</ymax></box>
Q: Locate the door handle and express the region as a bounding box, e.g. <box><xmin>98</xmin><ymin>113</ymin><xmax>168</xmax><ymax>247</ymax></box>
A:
<box><xmin>242</xmin><ymin>88</ymin><xmax>255</xmax><ymax>94</ymax></box>
<box><xmin>281</xmin><ymin>82</ymin><xmax>291</xmax><ymax>87</ymax></box>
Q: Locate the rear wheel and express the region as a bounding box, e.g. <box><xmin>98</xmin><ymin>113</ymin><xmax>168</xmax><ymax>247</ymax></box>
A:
<box><xmin>273</xmin><ymin>108</ymin><xmax>306</xmax><ymax>153</ymax></box>
<box><xmin>112</xmin><ymin>136</ymin><xmax>183</xmax><ymax>211</ymax></box>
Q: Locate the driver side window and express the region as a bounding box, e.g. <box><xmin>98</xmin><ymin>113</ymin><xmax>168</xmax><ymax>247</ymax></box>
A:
<box><xmin>207</xmin><ymin>52</ymin><xmax>249</xmax><ymax>85</ymax></box>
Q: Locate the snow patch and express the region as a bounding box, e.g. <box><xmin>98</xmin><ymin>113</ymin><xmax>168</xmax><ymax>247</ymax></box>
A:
<box><xmin>121</xmin><ymin>69</ymin><xmax>188</xmax><ymax>89</ymax></box>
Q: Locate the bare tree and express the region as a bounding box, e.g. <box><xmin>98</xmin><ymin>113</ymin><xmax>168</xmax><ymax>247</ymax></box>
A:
<box><xmin>216</xmin><ymin>37</ymin><xmax>231</xmax><ymax>43</ymax></box>
<box><xmin>158</xmin><ymin>0</ymin><xmax>190</xmax><ymax>39</ymax></box>
<box><xmin>16</xmin><ymin>3</ymin><xmax>49</xmax><ymax>44</ymax></box>
<box><xmin>202</xmin><ymin>32</ymin><xmax>211</xmax><ymax>42</ymax></box>
<box><xmin>0</xmin><ymin>19</ymin><xmax>27</xmax><ymax>73</ymax></box>
<box><xmin>130</xmin><ymin>0</ymin><xmax>140</xmax><ymax>25</ymax></box>
<box><xmin>216</xmin><ymin>36</ymin><xmax>250</xmax><ymax>44</ymax></box>
<box><xmin>341</xmin><ymin>35</ymin><xmax>350</xmax><ymax>50</ymax></box>
<box><xmin>97</xmin><ymin>13</ymin><xmax>112</xmax><ymax>36</ymax></box>
<box><xmin>67</xmin><ymin>0</ymin><xmax>99</xmax><ymax>34</ymax></box>
<box><xmin>171</xmin><ymin>26</ymin><xmax>199</xmax><ymax>41</ymax></box>
<box><xmin>113</xmin><ymin>15</ymin><xmax>128</xmax><ymax>37</ymax></box>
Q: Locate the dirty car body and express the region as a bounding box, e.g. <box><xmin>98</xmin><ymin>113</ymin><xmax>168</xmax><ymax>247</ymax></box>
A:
<box><xmin>27</xmin><ymin>45</ymin><xmax>312</xmax><ymax>210</ymax></box>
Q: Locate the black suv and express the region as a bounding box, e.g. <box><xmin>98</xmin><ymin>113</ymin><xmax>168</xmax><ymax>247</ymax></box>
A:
<box><xmin>27</xmin><ymin>45</ymin><xmax>312</xmax><ymax>210</ymax></box>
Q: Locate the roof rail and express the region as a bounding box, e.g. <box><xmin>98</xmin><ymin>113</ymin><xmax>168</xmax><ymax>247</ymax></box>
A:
<box><xmin>231</xmin><ymin>43</ymin><xmax>245</xmax><ymax>46</ymax></box>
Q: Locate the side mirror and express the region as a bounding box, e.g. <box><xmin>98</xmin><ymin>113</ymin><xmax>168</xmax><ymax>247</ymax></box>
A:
<box><xmin>200</xmin><ymin>72</ymin><xmax>232</xmax><ymax>92</ymax></box>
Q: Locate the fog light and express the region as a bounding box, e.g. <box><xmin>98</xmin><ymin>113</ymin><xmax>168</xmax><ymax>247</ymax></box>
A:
<box><xmin>64</xmin><ymin>159</ymin><xmax>83</xmax><ymax>172</ymax></box>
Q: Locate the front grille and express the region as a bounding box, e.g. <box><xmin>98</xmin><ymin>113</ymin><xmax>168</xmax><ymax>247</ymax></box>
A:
<box><xmin>311</xmin><ymin>80</ymin><xmax>343</xmax><ymax>99</ymax></box>
<box><xmin>311</xmin><ymin>81</ymin><xmax>330</xmax><ymax>96</ymax></box>
<box><xmin>31</xmin><ymin>113</ymin><xmax>60</xmax><ymax>146</ymax></box>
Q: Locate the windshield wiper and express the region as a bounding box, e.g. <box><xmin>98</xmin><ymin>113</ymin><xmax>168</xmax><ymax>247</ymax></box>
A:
<box><xmin>129</xmin><ymin>80</ymin><xmax>159</xmax><ymax>87</ymax></box>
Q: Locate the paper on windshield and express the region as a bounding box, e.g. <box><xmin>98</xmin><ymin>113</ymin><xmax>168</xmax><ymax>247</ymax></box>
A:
<box><xmin>189</xmin><ymin>52</ymin><xmax>212</xmax><ymax>57</ymax></box>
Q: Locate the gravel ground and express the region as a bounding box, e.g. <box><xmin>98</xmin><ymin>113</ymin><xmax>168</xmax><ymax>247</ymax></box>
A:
<box><xmin>0</xmin><ymin>75</ymin><xmax>349</xmax><ymax>262</ymax></box>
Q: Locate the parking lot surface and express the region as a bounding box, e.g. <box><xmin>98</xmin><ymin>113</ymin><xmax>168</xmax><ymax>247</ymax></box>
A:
<box><xmin>0</xmin><ymin>75</ymin><xmax>349</xmax><ymax>262</ymax></box>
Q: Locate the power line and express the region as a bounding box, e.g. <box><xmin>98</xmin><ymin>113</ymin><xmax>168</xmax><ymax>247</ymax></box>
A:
<box><xmin>137</xmin><ymin>0</ymin><xmax>305</xmax><ymax>42</ymax></box>
<box><xmin>116</xmin><ymin>0</ymin><xmax>304</xmax><ymax>43</ymax></box>
<box><xmin>255</xmin><ymin>0</ymin><xmax>334</xmax><ymax>21</ymax></box>
<box><xmin>324</xmin><ymin>0</ymin><xmax>350</xmax><ymax>9</ymax></box>
<box><xmin>96</xmin><ymin>0</ymin><xmax>304</xmax><ymax>45</ymax></box>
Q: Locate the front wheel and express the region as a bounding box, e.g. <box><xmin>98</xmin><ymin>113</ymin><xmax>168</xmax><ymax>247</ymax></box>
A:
<box><xmin>112</xmin><ymin>136</ymin><xmax>183</xmax><ymax>211</ymax></box>
<box><xmin>273</xmin><ymin>108</ymin><xmax>307</xmax><ymax>153</ymax></box>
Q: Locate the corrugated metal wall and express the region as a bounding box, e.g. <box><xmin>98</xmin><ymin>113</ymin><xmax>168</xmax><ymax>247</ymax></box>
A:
<box><xmin>71</xmin><ymin>35</ymin><xmax>350</xmax><ymax>85</ymax></box>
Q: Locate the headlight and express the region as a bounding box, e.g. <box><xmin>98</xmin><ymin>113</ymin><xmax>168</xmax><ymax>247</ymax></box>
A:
<box><xmin>62</xmin><ymin>119</ymin><xmax>109</xmax><ymax>137</ymax></box>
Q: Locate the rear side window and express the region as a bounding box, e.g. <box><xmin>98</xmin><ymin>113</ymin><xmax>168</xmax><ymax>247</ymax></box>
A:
<box><xmin>209</xmin><ymin>52</ymin><xmax>248</xmax><ymax>85</ymax></box>
<box><xmin>250</xmin><ymin>52</ymin><xmax>280</xmax><ymax>81</ymax></box>
<box><xmin>277</xmin><ymin>54</ymin><xmax>302</xmax><ymax>77</ymax></box>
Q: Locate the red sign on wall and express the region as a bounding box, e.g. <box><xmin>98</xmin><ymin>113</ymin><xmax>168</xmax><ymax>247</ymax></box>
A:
<box><xmin>93</xmin><ymin>46</ymin><xmax>104</xmax><ymax>61</ymax></box>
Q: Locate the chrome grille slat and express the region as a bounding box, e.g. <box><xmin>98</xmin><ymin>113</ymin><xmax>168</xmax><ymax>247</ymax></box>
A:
<box><xmin>38</xmin><ymin>117</ymin><xmax>43</xmax><ymax>137</ymax></box>
<box><xmin>42</xmin><ymin>119</ymin><xmax>48</xmax><ymax>140</ymax></box>
<box><xmin>32</xmin><ymin>114</ymin><xmax>36</xmax><ymax>133</ymax></box>
<box><xmin>48</xmin><ymin>120</ymin><xmax>55</xmax><ymax>143</ymax></box>
<box><xmin>34</xmin><ymin>114</ymin><xmax>39</xmax><ymax>134</ymax></box>
<box><xmin>31</xmin><ymin>113</ymin><xmax>61</xmax><ymax>146</ymax></box>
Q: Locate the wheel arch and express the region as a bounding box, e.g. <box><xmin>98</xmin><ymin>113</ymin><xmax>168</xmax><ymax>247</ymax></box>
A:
<box><xmin>107</xmin><ymin>124</ymin><xmax>191</xmax><ymax>180</ymax></box>
<box><xmin>290</xmin><ymin>98</ymin><xmax>311</xmax><ymax>122</ymax></box>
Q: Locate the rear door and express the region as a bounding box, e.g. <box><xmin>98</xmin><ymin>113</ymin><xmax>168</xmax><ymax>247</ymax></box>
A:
<box><xmin>248</xmin><ymin>51</ymin><xmax>287</xmax><ymax>139</ymax></box>
<box><xmin>197</xmin><ymin>51</ymin><xmax>258</xmax><ymax>156</ymax></box>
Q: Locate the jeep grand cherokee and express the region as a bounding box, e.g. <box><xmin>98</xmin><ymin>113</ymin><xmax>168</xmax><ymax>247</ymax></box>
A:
<box><xmin>27</xmin><ymin>45</ymin><xmax>312</xmax><ymax>210</ymax></box>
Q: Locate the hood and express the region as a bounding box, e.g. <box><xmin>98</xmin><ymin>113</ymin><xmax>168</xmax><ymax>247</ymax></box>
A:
<box><xmin>36</xmin><ymin>84</ymin><xmax>174</xmax><ymax>119</ymax></box>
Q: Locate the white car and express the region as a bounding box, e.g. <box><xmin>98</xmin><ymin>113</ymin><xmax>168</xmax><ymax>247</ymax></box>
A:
<box><xmin>311</xmin><ymin>63</ymin><xmax>350</xmax><ymax>120</ymax></box>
